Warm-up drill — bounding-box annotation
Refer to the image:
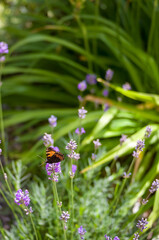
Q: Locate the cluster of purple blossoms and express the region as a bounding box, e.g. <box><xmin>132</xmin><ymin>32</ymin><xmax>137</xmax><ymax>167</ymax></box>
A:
<box><xmin>105</xmin><ymin>69</ymin><xmax>114</xmax><ymax>81</ymax></box>
<box><xmin>60</xmin><ymin>211</ymin><xmax>70</xmax><ymax>223</ymax></box>
<box><xmin>78</xmin><ymin>107</ymin><xmax>87</xmax><ymax>119</ymax></box>
<box><xmin>132</xmin><ymin>139</ymin><xmax>145</xmax><ymax>158</ymax></box>
<box><xmin>136</xmin><ymin>218</ymin><xmax>148</xmax><ymax>232</ymax></box>
<box><xmin>104</xmin><ymin>235</ymin><xmax>120</xmax><ymax>240</ymax></box>
<box><xmin>120</xmin><ymin>134</ymin><xmax>127</xmax><ymax>146</ymax></box>
<box><xmin>15</xmin><ymin>189</ymin><xmax>30</xmax><ymax>206</ymax></box>
<box><xmin>93</xmin><ymin>139</ymin><xmax>101</xmax><ymax>150</ymax></box>
<box><xmin>43</xmin><ymin>133</ymin><xmax>54</xmax><ymax>147</ymax></box>
<box><xmin>78</xmin><ymin>80</ymin><xmax>87</xmax><ymax>91</ymax></box>
<box><xmin>149</xmin><ymin>179</ymin><xmax>159</xmax><ymax>193</ymax></box>
<box><xmin>135</xmin><ymin>140</ymin><xmax>145</xmax><ymax>152</ymax></box>
<box><xmin>48</xmin><ymin>115</ymin><xmax>57</xmax><ymax>128</ymax></box>
<box><xmin>144</xmin><ymin>125</ymin><xmax>152</xmax><ymax>138</ymax></box>
<box><xmin>142</xmin><ymin>199</ymin><xmax>148</xmax><ymax>205</ymax></box>
<box><xmin>75</xmin><ymin>127</ymin><xmax>85</xmax><ymax>135</ymax></box>
<box><xmin>86</xmin><ymin>74</ymin><xmax>97</xmax><ymax>85</ymax></box>
<box><xmin>133</xmin><ymin>233</ymin><xmax>140</xmax><ymax>240</ymax></box>
<box><xmin>122</xmin><ymin>82</ymin><xmax>131</xmax><ymax>90</ymax></box>
<box><xmin>78</xmin><ymin>226</ymin><xmax>87</xmax><ymax>239</ymax></box>
<box><xmin>15</xmin><ymin>189</ymin><xmax>33</xmax><ymax>215</ymax></box>
<box><xmin>0</xmin><ymin>42</ymin><xmax>9</xmax><ymax>62</ymax></box>
<box><xmin>66</xmin><ymin>139</ymin><xmax>80</xmax><ymax>160</ymax></box>
<box><xmin>46</xmin><ymin>162</ymin><xmax>61</xmax><ymax>182</ymax></box>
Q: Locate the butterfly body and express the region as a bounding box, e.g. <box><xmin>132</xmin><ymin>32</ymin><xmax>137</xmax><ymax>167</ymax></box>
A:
<box><xmin>46</xmin><ymin>147</ymin><xmax>64</xmax><ymax>164</ymax></box>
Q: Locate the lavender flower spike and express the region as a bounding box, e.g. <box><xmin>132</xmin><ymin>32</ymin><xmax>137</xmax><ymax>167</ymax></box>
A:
<box><xmin>149</xmin><ymin>179</ymin><xmax>159</xmax><ymax>193</ymax></box>
<box><xmin>46</xmin><ymin>163</ymin><xmax>61</xmax><ymax>182</ymax></box>
<box><xmin>86</xmin><ymin>74</ymin><xmax>97</xmax><ymax>85</ymax></box>
<box><xmin>43</xmin><ymin>133</ymin><xmax>54</xmax><ymax>147</ymax></box>
<box><xmin>66</xmin><ymin>139</ymin><xmax>77</xmax><ymax>151</ymax></box>
<box><xmin>136</xmin><ymin>218</ymin><xmax>148</xmax><ymax>232</ymax></box>
<box><xmin>15</xmin><ymin>189</ymin><xmax>30</xmax><ymax>206</ymax></box>
<box><xmin>120</xmin><ymin>134</ymin><xmax>127</xmax><ymax>145</ymax></box>
<box><xmin>60</xmin><ymin>211</ymin><xmax>70</xmax><ymax>223</ymax></box>
<box><xmin>104</xmin><ymin>235</ymin><xmax>112</xmax><ymax>240</ymax></box>
<box><xmin>122</xmin><ymin>82</ymin><xmax>131</xmax><ymax>90</ymax></box>
<box><xmin>48</xmin><ymin>115</ymin><xmax>57</xmax><ymax>128</ymax></box>
<box><xmin>78</xmin><ymin>107</ymin><xmax>87</xmax><ymax>119</ymax></box>
<box><xmin>105</xmin><ymin>69</ymin><xmax>114</xmax><ymax>81</ymax></box>
<box><xmin>78</xmin><ymin>226</ymin><xmax>87</xmax><ymax>239</ymax></box>
<box><xmin>133</xmin><ymin>233</ymin><xmax>140</xmax><ymax>240</ymax></box>
<box><xmin>0</xmin><ymin>42</ymin><xmax>9</xmax><ymax>54</ymax></box>
<box><xmin>135</xmin><ymin>140</ymin><xmax>145</xmax><ymax>152</ymax></box>
<box><xmin>78</xmin><ymin>80</ymin><xmax>87</xmax><ymax>91</ymax></box>
<box><xmin>144</xmin><ymin>125</ymin><xmax>152</xmax><ymax>138</ymax></box>
<box><xmin>93</xmin><ymin>139</ymin><xmax>101</xmax><ymax>149</ymax></box>
<box><xmin>114</xmin><ymin>237</ymin><xmax>120</xmax><ymax>240</ymax></box>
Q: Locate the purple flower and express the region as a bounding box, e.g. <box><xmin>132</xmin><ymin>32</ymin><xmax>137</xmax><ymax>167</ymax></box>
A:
<box><xmin>132</xmin><ymin>151</ymin><xmax>139</xmax><ymax>158</ymax></box>
<box><xmin>135</xmin><ymin>140</ymin><xmax>145</xmax><ymax>152</ymax></box>
<box><xmin>68</xmin><ymin>151</ymin><xmax>80</xmax><ymax>160</ymax></box>
<box><xmin>0</xmin><ymin>42</ymin><xmax>9</xmax><ymax>54</ymax></box>
<box><xmin>114</xmin><ymin>237</ymin><xmax>120</xmax><ymax>240</ymax></box>
<box><xmin>144</xmin><ymin>125</ymin><xmax>152</xmax><ymax>138</ymax></box>
<box><xmin>53</xmin><ymin>146</ymin><xmax>60</xmax><ymax>152</ymax></box>
<box><xmin>78</xmin><ymin>107</ymin><xmax>87</xmax><ymax>119</ymax></box>
<box><xmin>70</xmin><ymin>164</ymin><xmax>77</xmax><ymax>178</ymax></box>
<box><xmin>133</xmin><ymin>233</ymin><xmax>139</xmax><ymax>240</ymax></box>
<box><xmin>78</xmin><ymin>95</ymin><xmax>83</xmax><ymax>102</ymax></box>
<box><xmin>60</xmin><ymin>211</ymin><xmax>70</xmax><ymax>223</ymax></box>
<box><xmin>0</xmin><ymin>56</ymin><xmax>5</xmax><ymax>62</ymax></box>
<box><xmin>66</xmin><ymin>139</ymin><xmax>77</xmax><ymax>151</ymax></box>
<box><xmin>72</xmin><ymin>164</ymin><xmax>77</xmax><ymax>174</ymax></box>
<box><xmin>104</xmin><ymin>103</ymin><xmax>109</xmax><ymax>112</ymax></box>
<box><xmin>24</xmin><ymin>207</ymin><xmax>33</xmax><ymax>215</ymax></box>
<box><xmin>149</xmin><ymin>179</ymin><xmax>159</xmax><ymax>194</ymax></box>
<box><xmin>48</xmin><ymin>115</ymin><xmax>57</xmax><ymax>128</ymax></box>
<box><xmin>120</xmin><ymin>134</ymin><xmax>127</xmax><ymax>146</ymax></box>
<box><xmin>43</xmin><ymin>133</ymin><xmax>54</xmax><ymax>147</ymax></box>
<box><xmin>15</xmin><ymin>189</ymin><xmax>30</xmax><ymax>207</ymax></box>
<box><xmin>93</xmin><ymin>139</ymin><xmax>101</xmax><ymax>150</ymax></box>
<box><xmin>78</xmin><ymin>81</ymin><xmax>87</xmax><ymax>91</ymax></box>
<box><xmin>105</xmin><ymin>69</ymin><xmax>114</xmax><ymax>81</ymax></box>
<box><xmin>136</xmin><ymin>218</ymin><xmax>148</xmax><ymax>232</ymax></box>
<box><xmin>142</xmin><ymin>199</ymin><xmax>148</xmax><ymax>205</ymax></box>
<box><xmin>123</xmin><ymin>172</ymin><xmax>131</xmax><ymax>178</ymax></box>
<box><xmin>78</xmin><ymin>226</ymin><xmax>87</xmax><ymax>239</ymax></box>
<box><xmin>103</xmin><ymin>89</ymin><xmax>109</xmax><ymax>97</ymax></box>
<box><xmin>75</xmin><ymin>127</ymin><xmax>86</xmax><ymax>135</ymax></box>
<box><xmin>91</xmin><ymin>153</ymin><xmax>96</xmax><ymax>160</ymax></box>
<box><xmin>104</xmin><ymin>235</ymin><xmax>112</xmax><ymax>240</ymax></box>
<box><xmin>46</xmin><ymin>163</ymin><xmax>61</xmax><ymax>182</ymax></box>
<box><xmin>122</xmin><ymin>82</ymin><xmax>131</xmax><ymax>90</ymax></box>
<box><xmin>86</xmin><ymin>74</ymin><xmax>97</xmax><ymax>85</ymax></box>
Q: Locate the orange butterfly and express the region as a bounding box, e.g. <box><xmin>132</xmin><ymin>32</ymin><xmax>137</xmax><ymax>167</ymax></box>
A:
<box><xmin>46</xmin><ymin>147</ymin><xmax>64</xmax><ymax>164</ymax></box>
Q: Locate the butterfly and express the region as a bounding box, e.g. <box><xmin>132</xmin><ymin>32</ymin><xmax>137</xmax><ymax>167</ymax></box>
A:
<box><xmin>46</xmin><ymin>146</ymin><xmax>64</xmax><ymax>164</ymax></box>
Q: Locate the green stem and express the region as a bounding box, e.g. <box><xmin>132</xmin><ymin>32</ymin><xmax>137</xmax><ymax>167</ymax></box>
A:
<box><xmin>71</xmin><ymin>175</ymin><xmax>74</xmax><ymax>240</ymax></box>
<box><xmin>53</xmin><ymin>181</ymin><xmax>67</xmax><ymax>240</ymax></box>
<box><xmin>0</xmin><ymin>63</ymin><xmax>7</xmax><ymax>163</ymax></box>
<box><xmin>29</xmin><ymin>213</ymin><xmax>38</xmax><ymax>240</ymax></box>
<box><xmin>111</xmin><ymin>157</ymin><xmax>136</xmax><ymax>215</ymax></box>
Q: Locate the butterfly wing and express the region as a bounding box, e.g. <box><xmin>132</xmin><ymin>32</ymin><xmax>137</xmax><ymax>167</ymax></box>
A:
<box><xmin>46</xmin><ymin>147</ymin><xmax>64</xmax><ymax>163</ymax></box>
